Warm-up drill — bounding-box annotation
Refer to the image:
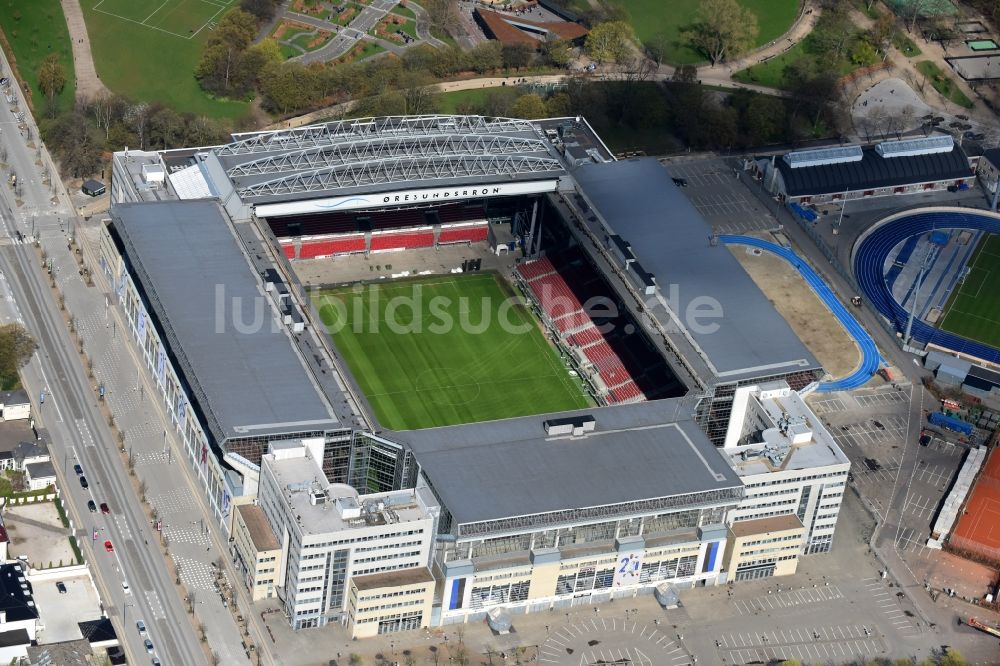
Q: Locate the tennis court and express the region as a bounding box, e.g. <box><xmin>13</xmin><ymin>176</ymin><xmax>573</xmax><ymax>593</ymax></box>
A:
<box><xmin>950</xmin><ymin>447</ymin><xmax>1000</xmax><ymax>563</ymax></box>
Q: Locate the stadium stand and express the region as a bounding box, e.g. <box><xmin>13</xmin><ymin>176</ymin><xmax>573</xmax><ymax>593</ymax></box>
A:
<box><xmin>515</xmin><ymin>257</ymin><xmax>557</xmax><ymax>282</ymax></box>
<box><xmin>280</xmin><ymin>242</ymin><xmax>296</xmax><ymax>260</ymax></box>
<box><xmin>370</xmin><ymin>230</ymin><xmax>435</xmax><ymax>251</ymax></box>
<box><xmin>608</xmin><ymin>380</ymin><xmax>644</xmax><ymax>404</ymax></box>
<box><xmin>525</xmin><ymin>273</ymin><xmax>585</xmax><ymax>319</ymax></box>
<box><xmin>439</xmin><ymin>223</ymin><xmax>489</xmax><ymax>245</ymax></box>
<box><xmin>567</xmin><ymin>325</ymin><xmax>603</xmax><ymax>349</ymax></box>
<box><xmin>300</xmin><ymin>235</ymin><xmax>367</xmax><ymax>258</ymax></box>
<box><xmin>552</xmin><ymin>311</ymin><xmax>593</xmax><ymax>333</ymax></box>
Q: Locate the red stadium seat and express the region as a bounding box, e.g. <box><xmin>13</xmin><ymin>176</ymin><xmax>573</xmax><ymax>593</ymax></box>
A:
<box><xmin>370</xmin><ymin>230</ymin><xmax>434</xmax><ymax>251</ymax></box>
<box><xmin>299</xmin><ymin>235</ymin><xmax>366</xmax><ymax>258</ymax></box>
<box><xmin>438</xmin><ymin>224</ymin><xmax>489</xmax><ymax>245</ymax></box>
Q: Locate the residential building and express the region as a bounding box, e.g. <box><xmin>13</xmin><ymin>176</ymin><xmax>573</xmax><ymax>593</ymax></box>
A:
<box><xmin>0</xmin><ymin>390</ymin><xmax>30</xmax><ymax>422</ymax></box>
<box><xmin>0</xmin><ymin>564</ymin><xmax>39</xmax><ymax>641</ymax></box>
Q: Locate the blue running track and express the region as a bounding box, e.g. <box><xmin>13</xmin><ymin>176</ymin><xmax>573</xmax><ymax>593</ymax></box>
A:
<box><xmin>721</xmin><ymin>235</ymin><xmax>881</xmax><ymax>392</ymax></box>
<box><xmin>853</xmin><ymin>210</ymin><xmax>1000</xmax><ymax>364</ymax></box>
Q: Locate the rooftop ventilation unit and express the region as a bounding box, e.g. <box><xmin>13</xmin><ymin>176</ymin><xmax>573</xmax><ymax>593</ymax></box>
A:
<box><xmin>544</xmin><ymin>415</ymin><xmax>596</xmax><ymax>436</ymax></box>
<box><xmin>141</xmin><ymin>163</ymin><xmax>165</xmax><ymax>185</ymax></box>
<box><xmin>876</xmin><ymin>135</ymin><xmax>954</xmax><ymax>158</ymax></box>
<box><xmin>783</xmin><ymin>145</ymin><xmax>863</xmax><ymax>169</ymax></box>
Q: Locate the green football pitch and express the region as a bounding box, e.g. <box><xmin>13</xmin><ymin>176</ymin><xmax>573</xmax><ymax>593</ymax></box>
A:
<box><xmin>939</xmin><ymin>234</ymin><xmax>1000</xmax><ymax>349</ymax></box>
<box><xmin>317</xmin><ymin>273</ymin><xmax>591</xmax><ymax>430</ymax></box>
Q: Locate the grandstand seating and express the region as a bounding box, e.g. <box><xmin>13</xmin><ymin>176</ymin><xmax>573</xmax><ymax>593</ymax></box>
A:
<box><xmin>281</xmin><ymin>243</ymin><xmax>296</xmax><ymax>260</ymax></box>
<box><xmin>552</xmin><ymin>311</ymin><xmax>592</xmax><ymax>334</ymax></box>
<box><xmin>526</xmin><ymin>274</ymin><xmax>585</xmax><ymax>319</ymax></box>
<box><xmin>299</xmin><ymin>235</ymin><xmax>366</xmax><ymax>258</ymax></box>
<box><xmin>439</xmin><ymin>224</ymin><xmax>489</xmax><ymax>245</ymax></box>
<box><xmin>607</xmin><ymin>380</ymin><xmax>645</xmax><ymax>404</ymax></box>
<box><xmin>567</xmin><ymin>325</ymin><xmax>602</xmax><ymax>349</ymax></box>
<box><xmin>515</xmin><ymin>257</ymin><xmax>557</xmax><ymax>282</ymax></box>
<box><xmin>370</xmin><ymin>230</ymin><xmax>434</xmax><ymax>251</ymax></box>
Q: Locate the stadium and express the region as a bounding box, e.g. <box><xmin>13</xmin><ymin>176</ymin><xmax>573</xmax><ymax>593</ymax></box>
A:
<box><xmin>102</xmin><ymin>115</ymin><xmax>846</xmax><ymax>632</ymax></box>
<box><xmin>853</xmin><ymin>207</ymin><xmax>1000</xmax><ymax>365</ymax></box>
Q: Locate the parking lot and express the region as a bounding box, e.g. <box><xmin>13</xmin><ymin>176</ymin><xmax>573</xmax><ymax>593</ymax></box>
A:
<box><xmin>540</xmin><ymin>616</ymin><xmax>691</xmax><ymax>666</ymax></box>
<box><xmin>716</xmin><ymin>623</ymin><xmax>883</xmax><ymax>665</ymax></box>
<box><xmin>731</xmin><ymin>583</ymin><xmax>844</xmax><ymax>615</ymax></box>
<box><xmin>658</xmin><ymin>158</ymin><xmax>779</xmax><ymax>234</ymax></box>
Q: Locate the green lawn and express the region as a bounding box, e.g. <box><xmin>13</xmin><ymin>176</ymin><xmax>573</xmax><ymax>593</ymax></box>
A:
<box><xmin>437</xmin><ymin>87</ymin><xmax>499</xmax><ymax>113</ymax></box>
<box><xmin>916</xmin><ymin>60</ymin><xmax>973</xmax><ymax>108</ymax></box>
<box><xmin>939</xmin><ymin>235</ymin><xmax>1000</xmax><ymax>348</ymax></box>
<box><xmin>733</xmin><ymin>37</ymin><xmax>861</xmax><ymax>89</ymax></box>
<box><xmin>390</xmin><ymin>3</ymin><xmax>415</xmax><ymax>20</ymax></box>
<box><xmin>608</xmin><ymin>0</ymin><xmax>800</xmax><ymax>64</ymax></box>
<box><xmin>318</xmin><ymin>273</ymin><xmax>590</xmax><ymax>430</ymax></box>
<box><xmin>0</xmin><ymin>0</ymin><xmax>75</xmax><ymax>113</ymax></box>
<box><xmin>892</xmin><ymin>32</ymin><xmax>921</xmax><ymax>57</ymax></box>
<box><xmin>81</xmin><ymin>0</ymin><xmax>248</xmax><ymax>118</ymax></box>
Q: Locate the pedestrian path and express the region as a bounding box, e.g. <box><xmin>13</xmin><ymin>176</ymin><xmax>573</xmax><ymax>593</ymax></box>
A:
<box><xmin>721</xmin><ymin>235</ymin><xmax>881</xmax><ymax>392</ymax></box>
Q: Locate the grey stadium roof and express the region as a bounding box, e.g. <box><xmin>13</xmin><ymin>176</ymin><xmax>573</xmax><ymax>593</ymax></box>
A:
<box><xmin>573</xmin><ymin>158</ymin><xmax>819</xmax><ymax>384</ymax></box>
<box><xmin>212</xmin><ymin>115</ymin><xmax>565</xmax><ymax>204</ymax></box>
<box><xmin>775</xmin><ymin>140</ymin><xmax>972</xmax><ymax>197</ymax></box>
<box><xmin>396</xmin><ymin>399</ymin><xmax>743</xmax><ymax>528</ymax></box>
<box><xmin>111</xmin><ymin>200</ymin><xmax>339</xmax><ymax>445</ymax></box>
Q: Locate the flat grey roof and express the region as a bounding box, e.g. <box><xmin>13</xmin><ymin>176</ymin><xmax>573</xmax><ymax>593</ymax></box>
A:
<box><xmin>111</xmin><ymin>200</ymin><xmax>339</xmax><ymax>445</ymax></box>
<box><xmin>573</xmin><ymin>159</ymin><xmax>819</xmax><ymax>383</ymax></box>
<box><xmin>396</xmin><ymin>399</ymin><xmax>742</xmax><ymax>526</ymax></box>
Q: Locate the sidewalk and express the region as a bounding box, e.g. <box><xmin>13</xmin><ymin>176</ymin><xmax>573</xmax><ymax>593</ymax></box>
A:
<box><xmin>61</xmin><ymin>0</ymin><xmax>110</xmax><ymax>102</ymax></box>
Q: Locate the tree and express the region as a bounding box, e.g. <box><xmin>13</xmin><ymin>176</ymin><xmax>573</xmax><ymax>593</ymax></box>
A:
<box><xmin>851</xmin><ymin>40</ymin><xmax>878</xmax><ymax>66</ymax></box>
<box><xmin>502</xmin><ymin>43</ymin><xmax>533</xmax><ymax>71</ymax></box>
<box><xmin>150</xmin><ymin>107</ymin><xmax>185</xmax><ymax>149</ymax></box>
<box><xmin>896</xmin><ymin>0</ymin><xmax>937</xmax><ymax>33</ymax></box>
<box><xmin>468</xmin><ymin>41</ymin><xmax>502</xmax><ymax>74</ymax></box>
<box><xmin>0</xmin><ymin>324</ymin><xmax>36</xmax><ymax>389</ymax></box>
<box><xmin>42</xmin><ymin>112</ymin><xmax>103</xmax><ymax>177</ymax></box>
<box><xmin>259</xmin><ymin>61</ymin><xmax>319</xmax><ymax>114</ymax></box>
<box><xmin>585</xmin><ymin>21</ymin><xmax>634</xmax><ymax>64</ymax></box>
<box><xmin>240</xmin><ymin>0</ymin><xmax>279</xmax><ymax>22</ymax></box>
<box><xmin>644</xmin><ymin>33</ymin><xmax>671</xmax><ymax>66</ymax></box>
<box><xmin>542</xmin><ymin>39</ymin><xmax>573</xmax><ymax>68</ymax></box>
<box><xmin>194</xmin><ymin>9</ymin><xmax>259</xmax><ymax>97</ymax></box>
<box><xmin>510</xmin><ymin>93</ymin><xmax>548</xmax><ymax>119</ymax></box>
<box><xmin>684</xmin><ymin>0</ymin><xmax>758</xmax><ymax>65</ymax></box>
<box><xmin>739</xmin><ymin>92</ymin><xmax>786</xmax><ymax>145</ymax></box>
<box><xmin>38</xmin><ymin>54</ymin><xmax>66</xmax><ymax>117</ymax></box>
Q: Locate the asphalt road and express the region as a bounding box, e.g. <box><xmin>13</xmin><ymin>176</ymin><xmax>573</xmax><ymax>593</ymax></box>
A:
<box><xmin>0</xmin><ymin>62</ymin><xmax>205</xmax><ymax>666</ymax></box>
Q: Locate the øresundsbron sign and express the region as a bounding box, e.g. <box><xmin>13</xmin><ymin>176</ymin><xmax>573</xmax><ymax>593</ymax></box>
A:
<box><xmin>254</xmin><ymin>180</ymin><xmax>559</xmax><ymax>217</ymax></box>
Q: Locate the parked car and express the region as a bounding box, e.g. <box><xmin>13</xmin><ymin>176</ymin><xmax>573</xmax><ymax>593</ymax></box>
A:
<box><xmin>144</xmin><ymin>639</ymin><xmax>154</xmax><ymax>654</ymax></box>
<box><xmin>100</xmin><ymin>502</ymin><xmax>110</xmax><ymax>515</ymax></box>
<box><xmin>73</xmin><ymin>464</ymin><xmax>83</xmax><ymax>476</ymax></box>
<box><xmin>152</xmin><ymin>659</ymin><xmax>160</xmax><ymax>666</ymax></box>
<box><xmin>79</xmin><ymin>476</ymin><xmax>89</xmax><ymax>489</ymax></box>
<box><xmin>55</xmin><ymin>581</ymin><xmax>67</xmax><ymax>594</ymax></box>
<box><xmin>136</xmin><ymin>620</ymin><xmax>147</xmax><ymax>635</ymax></box>
<box><xmin>87</xmin><ymin>500</ymin><xmax>97</xmax><ymax>513</ymax></box>
<box><xmin>672</xmin><ymin>177</ymin><xmax>688</xmax><ymax>187</ymax></box>
<box><xmin>104</xmin><ymin>540</ymin><xmax>114</xmax><ymax>553</ymax></box>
